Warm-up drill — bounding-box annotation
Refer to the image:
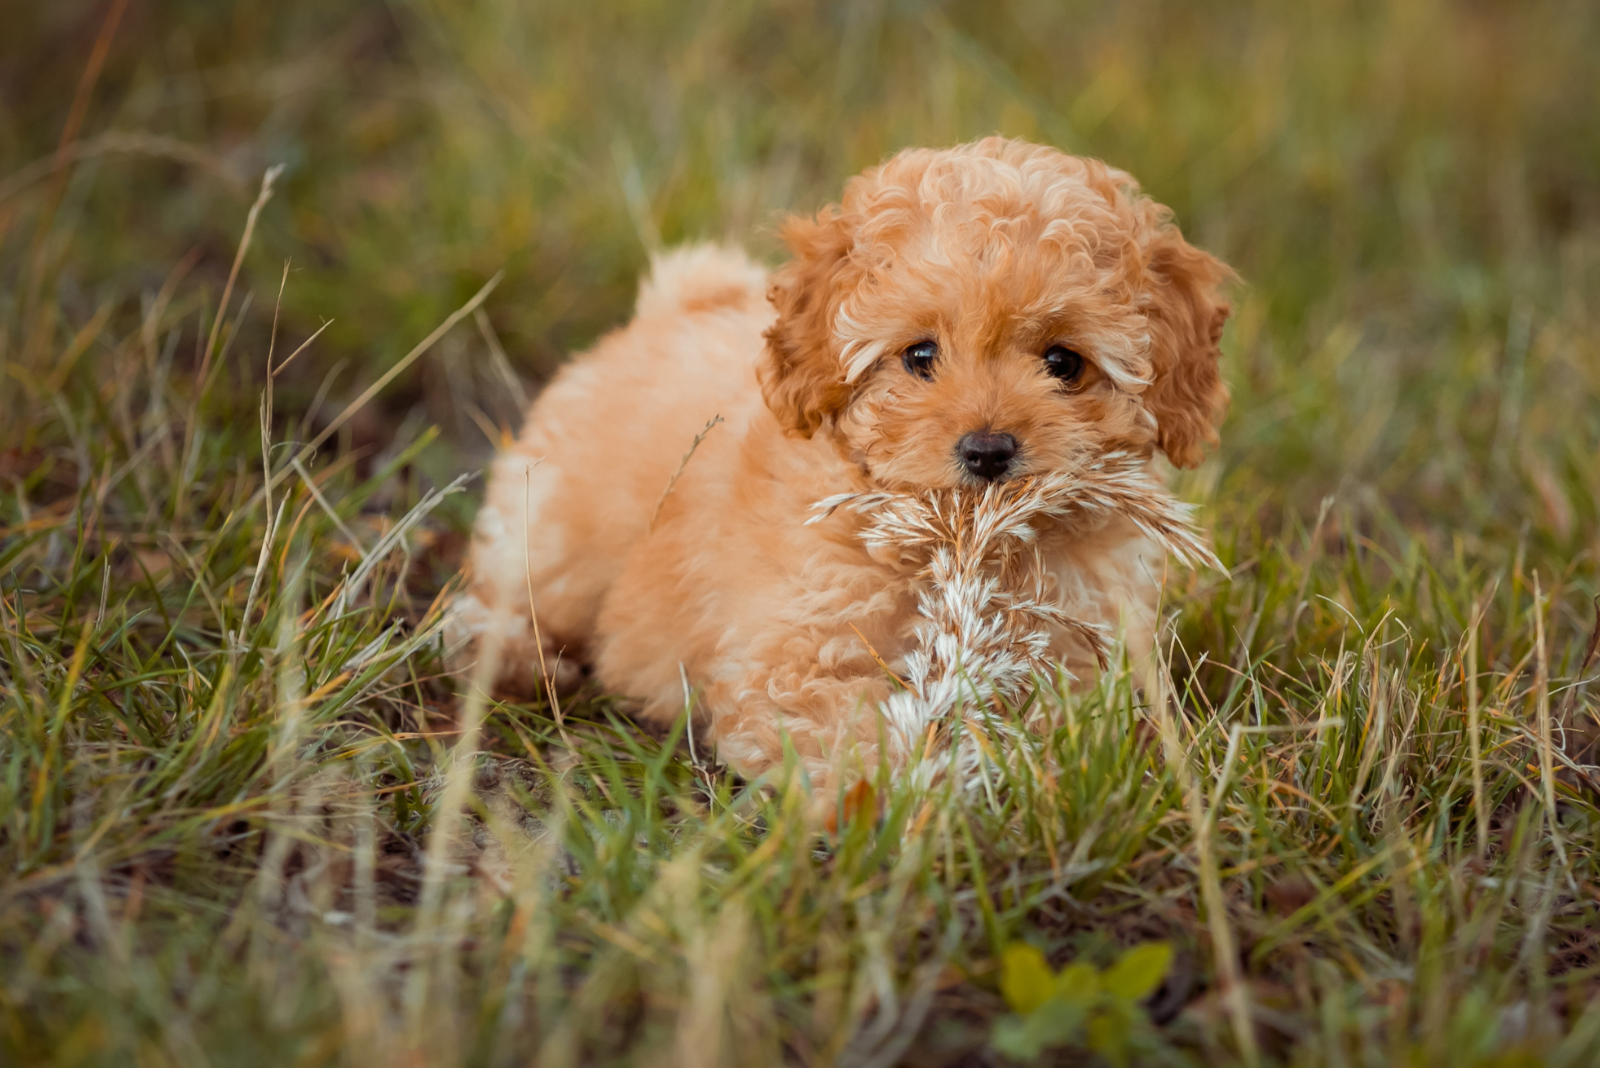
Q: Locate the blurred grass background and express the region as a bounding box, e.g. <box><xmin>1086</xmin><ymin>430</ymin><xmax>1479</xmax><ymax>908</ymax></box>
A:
<box><xmin>6</xmin><ymin>0</ymin><xmax>1598</xmax><ymax>533</ymax></box>
<box><xmin>4</xmin><ymin>1</ymin><xmax>1600</xmax><ymax>1065</ymax></box>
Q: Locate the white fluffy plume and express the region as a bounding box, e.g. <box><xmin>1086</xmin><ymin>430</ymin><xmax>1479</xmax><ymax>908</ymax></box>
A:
<box><xmin>810</xmin><ymin>450</ymin><xmax>1221</xmax><ymax>783</ymax></box>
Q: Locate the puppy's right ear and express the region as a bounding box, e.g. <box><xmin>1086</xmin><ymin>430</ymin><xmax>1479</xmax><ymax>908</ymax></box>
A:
<box><xmin>760</xmin><ymin>209</ymin><xmax>856</xmax><ymax>437</ymax></box>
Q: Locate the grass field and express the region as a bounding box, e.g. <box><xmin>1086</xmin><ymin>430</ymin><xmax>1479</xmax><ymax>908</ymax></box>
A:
<box><xmin>3</xmin><ymin>1</ymin><xmax>1600</xmax><ymax>1064</ymax></box>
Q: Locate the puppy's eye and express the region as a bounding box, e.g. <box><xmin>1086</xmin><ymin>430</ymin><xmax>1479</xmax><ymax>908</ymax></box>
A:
<box><xmin>1043</xmin><ymin>345</ymin><xmax>1086</xmax><ymax>384</ymax></box>
<box><xmin>902</xmin><ymin>340</ymin><xmax>938</xmax><ymax>380</ymax></box>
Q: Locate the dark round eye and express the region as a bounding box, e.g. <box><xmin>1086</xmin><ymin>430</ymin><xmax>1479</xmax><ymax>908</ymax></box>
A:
<box><xmin>902</xmin><ymin>339</ymin><xmax>938</xmax><ymax>380</ymax></box>
<box><xmin>1043</xmin><ymin>345</ymin><xmax>1085</xmax><ymax>383</ymax></box>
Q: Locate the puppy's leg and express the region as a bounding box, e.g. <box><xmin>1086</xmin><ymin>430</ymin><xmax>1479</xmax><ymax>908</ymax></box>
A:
<box><xmin>596</xmin><ymin>536</ymin><xmax>914</xmax><ymax>815</ymax></box>
<box><xmin>701</xmin><ymin>667</ymin><xmax>896</xmax><ymax>817</ymax></box>
<box><xmin>447</xmin><ymin>440</ymin><xmax>598</xmax><ymax>698</ymax></box>
<box><xmin>1040</xmin><ymin>523</ymin><xmax>1164</xmax><ymax>687</ymax></box>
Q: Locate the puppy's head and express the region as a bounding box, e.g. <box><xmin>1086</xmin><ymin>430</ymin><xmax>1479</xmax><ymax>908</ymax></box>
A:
<box><xmin>759</xmin><ymin>137</ymin><xmax>1233</xmax><ymax>487</ymax></box>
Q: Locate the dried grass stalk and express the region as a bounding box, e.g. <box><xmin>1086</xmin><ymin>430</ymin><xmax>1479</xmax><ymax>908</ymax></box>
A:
<box><xmin>811</xmin><ymin>450</ymin><xmax>1221</xmax><ymax>784</ymax></box>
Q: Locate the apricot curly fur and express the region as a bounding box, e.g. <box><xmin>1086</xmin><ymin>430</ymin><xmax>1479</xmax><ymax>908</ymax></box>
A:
<box><xmin>447</xmin><ymin>137</ymin><xmax>1233</xmax><ymax>812</ymax></box>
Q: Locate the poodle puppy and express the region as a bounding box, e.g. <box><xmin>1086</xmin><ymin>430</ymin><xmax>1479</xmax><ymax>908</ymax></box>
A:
<box><xmin>449</xmin><ymin>137</ymin><xmax>1232</xmax><ymax>799</ymax></box>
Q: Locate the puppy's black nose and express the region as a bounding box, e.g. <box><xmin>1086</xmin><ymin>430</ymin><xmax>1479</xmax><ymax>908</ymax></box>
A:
<box><xmin>957</xmin><ymin>431</ymin><xmax>1018</xmax><ymax>481</ymax></box>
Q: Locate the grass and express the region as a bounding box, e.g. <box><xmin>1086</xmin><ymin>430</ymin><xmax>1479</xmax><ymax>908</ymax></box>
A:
<box><xmin>3</xmin><ymin>0</ymin><xmax>1600</xmax><ymax>1064</ymax></box>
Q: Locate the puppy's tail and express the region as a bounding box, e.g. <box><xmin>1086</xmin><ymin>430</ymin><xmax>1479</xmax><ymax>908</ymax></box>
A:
<box><xmin>635</xmin><ymin>243</ymin><xmax>768</xmax><ymax>320</ymax></box>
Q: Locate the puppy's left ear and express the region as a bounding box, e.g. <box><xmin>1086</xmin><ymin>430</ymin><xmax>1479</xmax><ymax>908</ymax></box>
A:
<box><xmin>1141</xmin><ymin>225</ymin><xmax>1234</xmax><ymax>469</ymax></box>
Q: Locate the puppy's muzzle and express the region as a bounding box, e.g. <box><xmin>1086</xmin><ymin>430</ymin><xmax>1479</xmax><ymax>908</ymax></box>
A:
<box><xmin>957</xmin><ymin>430</ymin><xmax>1018</xmax><ymax>482</ymax></box>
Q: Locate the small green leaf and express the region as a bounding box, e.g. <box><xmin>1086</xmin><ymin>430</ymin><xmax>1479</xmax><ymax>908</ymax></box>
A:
<box><xmin>991</xmin><ymin>1015</ymin><xmax>1042</xmax><ymax>1060</ymax></box>
<box><xmin>993</xmin><ymin>999</ymin><xmax>1088</xmax><ymax>1060</ymax></box>
<box><xmin>999</xmin><ymin>942</ymin><xmax>1056</xmax><ymax>1015</ymax></box>
<box><xmin>1102</xmin><ymin>941</ymin><xmax>1173</xmax><ymax>1002</ymax></box>
<box><xmin>1086</xmin><ymin>1007</ymin><xmax>1133</xmax><ymax>1068</ymax></box>
<box><xmin>1053</xmin><ymin>960</ymin><xmax>1100</xmax><ymax>1005</ymax></box>
<box><xmin>1027</xmin><ymin>998</ymin><xmax>1087</xmax><ymax>1049</ymax></box>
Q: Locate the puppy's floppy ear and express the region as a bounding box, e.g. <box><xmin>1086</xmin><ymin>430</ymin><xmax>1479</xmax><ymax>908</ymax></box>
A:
<box><xmin>1140</xmin><ymin>224</ymin><xmax>1234</xmax><ymax>468</ymax></box>
<box><xmin>759</xmin><ymin>209</ymin><xmax>857</xmax><ymax>437</ymax></box>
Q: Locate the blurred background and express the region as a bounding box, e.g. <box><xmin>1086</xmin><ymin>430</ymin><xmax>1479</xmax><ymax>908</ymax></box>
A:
<box><xmin>4</xmin><ymin>0</ymin><xmax>1598</xmax><ymax>553</ymax></box>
